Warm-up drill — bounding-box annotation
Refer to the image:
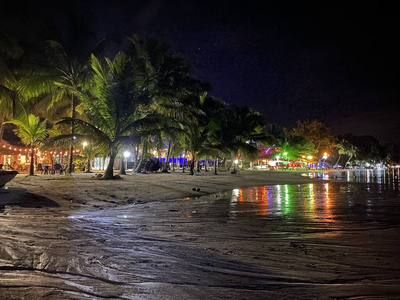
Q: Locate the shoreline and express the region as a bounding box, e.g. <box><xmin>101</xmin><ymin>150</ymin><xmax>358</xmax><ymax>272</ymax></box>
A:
<box><xmin>2</xmin><ymin>169</ymin><xmax>342</xmax><ymax>208</ymax></box>
<box><xmin>2</xmin><ymin>168</ymin><xmax>394</xmax><ymax>212</ymax></box>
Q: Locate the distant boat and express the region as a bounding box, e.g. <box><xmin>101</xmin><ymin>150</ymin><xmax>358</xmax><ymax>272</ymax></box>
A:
<box><xmin>0</xmin><ymin>170</ymin><xmax>18</xmax><ymax>189</ymax></box>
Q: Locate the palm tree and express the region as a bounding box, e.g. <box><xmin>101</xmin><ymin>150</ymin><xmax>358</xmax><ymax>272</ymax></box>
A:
<box><xmin>265</xmin><ymin>124</ymin><xmax>285</xmax><ymax>147</ymax></box>
<box><xmin>80</xmin><ymin>141</ymin><xmax>104</xmax><ymax>173</ymax></box>
<box><xmin>125</xmin><ymin>35</ymin><xmax>208</xmax><ymax>173</ymax></box>
<box><xmin>185</xmin><ymin>124</ymin><xmax>209</xmax><ymax>175</ymax></box>
<box><xmin>44</xmin><ymin>42</ymin><xmax>95</xmax><ymax>174</ymax></box>
<box><xmin>4</xmin><ymin>110</ymin><xmax>58</xmax><ymax>176</ymax></box>
<box><xmin>224</xmin><ymin>105</ymin><xmax>266</xmax><ymax>172</ymax></box>
<box><xmin>197</xmin><ymin>94</ymin><xmax>231</xmax><ymax>174</ymax></box>
<box><xmin>56</xmin><ymin>52</ymin><xmax>159</xmax><ymax>179</ymax></box>
<box><xmin>39</xmin><ymin>12</ymin><xmax>108</xmax><ymax>174</ymax></box>
<box><xmin>344</xmin><ymin>144</ymin><xmax>358</xmax><ymax>168</ymax></box>
<box><xmin>335</xmin><ymin>139</ymin><xmax>358</xmax><ymax>169</ymax></box>
<box><xmin>334</xmin><ymin>140</ymin><xmax>347</xmax><ymax>168</ymax></box>
<box><xmin>179</xmin><ymin>92</ymin><xmax>228</xmax><ymax>175</ymax></box>
<box><xmin>0</xmin><ymin>33</ymin><xmax>27</xmax><ymax>142</ymax></box>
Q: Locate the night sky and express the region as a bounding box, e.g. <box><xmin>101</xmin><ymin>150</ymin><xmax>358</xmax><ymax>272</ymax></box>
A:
<box><xmin>2</xmin><ymin>1</ymin><xmax>399</xmax><ymax>144</ymax></box>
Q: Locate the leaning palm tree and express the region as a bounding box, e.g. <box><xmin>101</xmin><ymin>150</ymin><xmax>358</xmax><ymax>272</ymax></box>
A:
<box><xmin>334</xmin><ymin>140</ymin><xmax>347</xmax><ymax>168</ymax></box>
<box><xmin>4</xmin><ymin>110</ymin><xmax>58</xmax><ymax>176</ymax></box>
<box><xmin>56</xmin><ymin>52</ymin><xmax>159</xmax><ymax>179</ymax></box>
<box><xmin>344</xmin><ymin>144</ymin><xmax>358</xmax><ymax>168</ymax></box>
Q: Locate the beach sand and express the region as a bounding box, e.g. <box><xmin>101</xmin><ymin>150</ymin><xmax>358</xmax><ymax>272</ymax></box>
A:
<box><xmin>1</xmin><ymin>169</ymin><xmax>325</xmax><ymax>207</ymax></box>
<box><xmin>1</xmin><ymin>170</ymin><xmax>400</xmax><ymax>299</ymax></box>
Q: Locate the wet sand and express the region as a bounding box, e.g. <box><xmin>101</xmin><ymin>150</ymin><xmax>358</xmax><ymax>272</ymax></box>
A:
<box><xmin>1</xmin><ymin>170</ymin><xmax>400</xmax><ymax>299</ymax></box>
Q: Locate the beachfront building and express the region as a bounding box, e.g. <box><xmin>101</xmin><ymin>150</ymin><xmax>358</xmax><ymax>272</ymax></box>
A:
<box><xmin>251</xmin><ymin>143</ymin><xmax>314</xmax><ymax>171</ymax></box>
<box><xmin>0</xmin><ymin>139</ymin><xmax>29</xmax><ymax>171</ymax></box>
<box><xmin>0</xmin><ymin>139</ymin><xmax>83</xmax><ymax>172</ymax></box>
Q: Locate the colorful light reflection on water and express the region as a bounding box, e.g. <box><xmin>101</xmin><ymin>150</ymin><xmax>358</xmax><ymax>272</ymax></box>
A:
<box><xmin>230</xmin><ymin>183</ymin><xmax>334</xmax><ymax>221</ymax></box>
<box><xmin>228</xmin><ymin>181</ymin><xmax>399</xmax><ymax>228</ymax></box>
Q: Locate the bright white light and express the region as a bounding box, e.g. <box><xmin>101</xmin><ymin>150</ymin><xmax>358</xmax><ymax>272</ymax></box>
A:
<box><xmin>124</xmin><ymin>151</ymin><xmax>131</xmax><ymax>158</ymax></box>
<box><xmin>234</xmin><ymin>159</ymin><xmax>239</xmax><ymax>164</ymax></box>
<box><xmin>283</xmin><ymin>152</ymin><xmax>287</xmax><ymax>156</ymax></box>
<box><xmin>82</xmin><ymin>141</ymin><xmax>88</xmax><ymax>147</ymax></box>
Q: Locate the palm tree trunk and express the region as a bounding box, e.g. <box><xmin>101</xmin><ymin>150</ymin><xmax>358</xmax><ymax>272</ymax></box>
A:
<box><xmin>214</xmin><ymin>156</ymin><xmax>218</xmax><ymax>175</ymax></box>
<box><xmin>103</xmin><ymin>147</ymin><xmax>117</xmax><ymax>179</ymax></box>
<box><xmin>85</xmin><ymin>158</ymin><xmax>91</xmax><ymax>173</ymax></box>
<box><xmin>134</xmin><ymin>144</ymin><xmax>140</xmax><ymax>168</ymax></box>
<box><xmin>0</xmin><ymin>115</ymin><xmax>5</xmax><ymax>144</ymax></box>
<box><xmin>345</xmin><ymin>155</ymin><xmax>353</xmax><ymax>168</ymax></box>
<box><xmin>334</xmin><ymin>154</ymin><xmax>342</xmax><ymax>167</ymax></box>
<box><xmin>29</xmin><ymin>145</ymin><xmax>35</xmax><ymax>176</ymax></box>
<box><xmin>67</xmin><ymin>94</ymin><xmax>76</xmax><ymax>174</ymax></box>
<box><xmin>222</xmin><ymin>157</ymin><xmax>227</xmax><ymax>170</ymax></box>
<box><xmin>119</xmin><ymin>155</ymin><xmax>126</xmax><ymax>175</ymax></box>
<box><xmin>189</xmin><ymin>159</ymin><xmax>195</xmax><ymax>175</ymax></box>
<box><xmin>134</xmin><ymin>140</ymin><xmax>147</xmax><ymax>173</ymax></box>
<box><xmin>172</xmin><ymin>154</ymin><xmax>175</xmax><ymax>172</ymax></box>
<box><xmin>232</xmin><ymin>151</ymin><xmax>238</xmax><ymax>172</ymax></box>
<box><xmin>134</xmin><ymin>157</ymin><xmax>144</xmax><ymax>173</ymax></box>
<box><xmin>162</xmin><ymin>141</ymin><xmax>171</xmax><ymax>173</ymax></box>
<box><xmin>182</xmin><ymin>151</ymin><xmax>186</xmax><ymax>173</ymax></box>
<box><xmin>189</xmin><ymin>153</ymin><xmax>195</xmax><ymax>175</ymax></box>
